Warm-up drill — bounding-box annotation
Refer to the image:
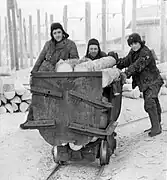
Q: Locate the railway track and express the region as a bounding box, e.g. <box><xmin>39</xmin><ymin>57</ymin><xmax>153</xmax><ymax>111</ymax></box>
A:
<box><xmin>45</xmin><ymin>110</ymin><xmax>167</xmax><ymax>180</ymax></box>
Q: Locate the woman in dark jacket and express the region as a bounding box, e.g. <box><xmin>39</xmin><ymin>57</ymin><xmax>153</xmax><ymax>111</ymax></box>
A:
<box><xmin>20</xmin><ymin>23</ymin><xmax>79</xmax><ymax>129</ymax></box>
<box><xmin>109</xmin><ymin>33</ymin><xmax>164</xmax><ymax>137</ymax></box>
<box><xmin>32</xmin><ymin>22</ymin><xmax>79</xmax><ymax>72</ymax></box>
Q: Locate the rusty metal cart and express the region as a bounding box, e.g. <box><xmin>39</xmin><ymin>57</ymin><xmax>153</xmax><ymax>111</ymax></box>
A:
<box><xmin>23</xmin><ymin>71</ymin><xmax>122</xmax><ymax>166</ymax></box>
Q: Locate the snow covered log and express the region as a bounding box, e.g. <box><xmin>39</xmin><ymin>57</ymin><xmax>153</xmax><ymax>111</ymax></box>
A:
<box><xmin>0</xmin><ymin>106</ymin><xmax>7</xmax><ymax>114</ymax></box>
<box><xmin>14</xmin><ymin>79</ymin><xmax>26</xmax><ymax>96</ymax></box>
<box><xmin>160</xmin><ymin>87</ymin><xmax>167</xmax><ymax>95</ymax></box>
<box><xmin>19</xmin><ymin>102</ymin><xmax>29</xmax><ymax>113</ymax></box>
<box><xmin>11</xmin><ymin>96</ymin><xmax>21</xmax><ymax>104</ymax></box>
<box><xmin>0</xmin><ymin>94</ymin><xmax>7</xmax><ymax>104</ymax></box>
<box><xmin>102</xmin><ymin>68</ymin><xmax>120</xmax><ymax>88</ymax></box>
<box><xmin>11</xmin><ymin>102</ymin><xmax>19</xmax><ymax>112</ymax></box>
<box><xmin>157</xmin><ymin>62</ymin><xmax>167</xmax><ymax>73</ymax></box>
<box><xmin>21</xmin><ymin>90</ymin><xmax>31</xmax><ymax>101</ymax></box>
<box><xmin>160</xmin><ymin>72</ymin><xmax>167</xmax><ymax>80</ymax></box>
<box><xmin>122</xmin><ymin>87</ymin><xmax>140</xmax><ymax>99</ymax></box>
<box><xmin>55</xmin><ymin>59</ymin><xmax>73</xmax><ymax>72</ymax></box>
<box><xmin>5</xmin><ymin>103</ymin><xmax>14</xmax><ymax>113</ymax></box>
<box><xmin>74</xmin><ymin>56</ymin><xmax>116</xmax><ymax>72</ymax></box>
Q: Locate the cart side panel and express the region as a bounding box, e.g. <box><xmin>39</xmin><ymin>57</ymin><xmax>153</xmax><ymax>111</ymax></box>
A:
<box><xmin>30</xmin><ymin>72</ymin><xmax>104</xmax><ymax>128</ymax></box>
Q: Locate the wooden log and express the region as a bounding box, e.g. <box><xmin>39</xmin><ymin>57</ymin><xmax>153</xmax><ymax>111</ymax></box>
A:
<box><xmin>5</xmin><ymin>103</ymin><xmax>13</xmax><ymax>113</ymax></box>
<box><xmin>160</xmin><ymin>72</ymin><xmax>167</xmax><ymax>80</ymax></box>
<box><xmin>0</xmin><ymin>106</ymin><xmax>7</xmax><ymax>114</ymax></box>
<box><xmin>14</xmin><ymin>79</ymin><xmax>26</xmax><ymax>95</ymax></box>
<box><xmin>0</xmin><ymin>94</ymin><xmax>7</xmax><ymax>104</ymax></box>
<box><xmin>11</xmin><ymin>102</ymin><xmax>18</xmax><ymax>112</ymax></box>
<box><xmin>157</xmin><ymin>62</ymin><xmax>167</xmax><ymax>73</ymax></box>
<box><xmin>74</xmin><ymin>56</ymin><xmax>116</xmax><ymax>72</ymax></box>
<box><xmin>19</xmin><ymin>102</ymin><xmax>29</xmax><ymax>112</ymax></box>
<box><xmin>11</xmin><ymin>96</ymin><xmax>21</xmax><ymax>104</ymax></box>
<box><xmin>56</xmin><ymin>60</ymin><xmax>73</xmax><ymax>72</ymax></box>
<box><xmin>122</xmin><ymin>88</ymin><xmax>140</xmax><ymax>99</ymax></box>
<box><xmin>4</xmin><ymin>91</ymin><xmax>15</xmax><ymax>100</ymax></box>
<box><xmin>26</xmin><ymin>99</ymin><xmax>31</xmax><ymax>104</ymax></box>
<box><xmin>160</xmin><ymin>87</ymin><xmax>167</xmax><ymax>95</ymax></box>
<box><xmin>123</xmin><ymin>84</ymin><xmax>133</xmax><ymax>92</ymax></box>
<box><xmin>21</xmin><ymin>90</ymin><xmax>31</xmax><ymax>101</ymax></box>
<box><xmin>102</xmin><ymin>68</ymin><xmax>120</xmax><ymax>88</ymax></box>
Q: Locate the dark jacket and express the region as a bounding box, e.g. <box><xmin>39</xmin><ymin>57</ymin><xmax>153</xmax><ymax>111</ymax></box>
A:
<box><xmin>32</xmin><ymin>38</ymin><xmax>79</xmax><ymax>72</ymax></box>
<box><xmin>116</xmin><ymin>45</ymin><xmax>163</xmax><ymax>92</ymax></box>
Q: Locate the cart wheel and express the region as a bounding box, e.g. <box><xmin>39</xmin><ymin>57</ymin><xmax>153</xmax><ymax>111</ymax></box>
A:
<box><xmin>100</xmin><ymin>140</ymin><xmax>110</xmax><ymax>166</ymax></box>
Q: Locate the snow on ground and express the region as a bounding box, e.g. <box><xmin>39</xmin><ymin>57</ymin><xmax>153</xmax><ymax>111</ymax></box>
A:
<box><xmin>0</xmin><ymin>97</ymin><xmax>167</xmax><ymax>180</ymax></box>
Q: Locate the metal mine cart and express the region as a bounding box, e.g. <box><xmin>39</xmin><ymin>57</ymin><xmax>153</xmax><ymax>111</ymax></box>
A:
<box><xmin>23</xmin><ymin>71</ymin><xmax>122</xmax><ymax>166</ymax></box>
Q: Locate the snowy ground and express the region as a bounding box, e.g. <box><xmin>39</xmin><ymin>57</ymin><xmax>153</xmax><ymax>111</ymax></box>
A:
<box><xmin>0</xmin><ymin>97</ymin><xmax>167</xmax><ymax>180</ymax></box>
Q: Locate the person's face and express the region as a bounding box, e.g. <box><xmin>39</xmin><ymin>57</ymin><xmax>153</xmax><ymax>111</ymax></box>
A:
<box><xmin>130</xmin><ymin>42</ymin><xmax>141</xmax><ymax>52</ymax></box>
<box><xmin>89</xmin><ymin>45</ymin><xmax>99</xmax><ymax>57</ymax></box>
<box><xmin>52</xmin><ymin>29</ymin><xmax>63</xmax><ymax>42</ymax></box>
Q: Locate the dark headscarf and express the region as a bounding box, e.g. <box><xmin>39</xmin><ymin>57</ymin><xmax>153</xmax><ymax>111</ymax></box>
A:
<box><xmin>50</xmin><ymin>22</ymin><xmax>69</xmax><ymax>42</ymax></box>
<box><xmin>85</xmin><ymin>38</ymin><xmax>106</xmax><ymax>60</ymax></box>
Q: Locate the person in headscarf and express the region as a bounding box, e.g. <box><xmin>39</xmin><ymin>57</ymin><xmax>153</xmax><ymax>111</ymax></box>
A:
<box><xmin>108</xmin><ymin>33</ymin><xmax>164</xmax><ymax>137</ymax></box>
<box><xmin>20</xmin><ymin>23</ymin><xmax>79</xmax><ymax>129</ymax></box>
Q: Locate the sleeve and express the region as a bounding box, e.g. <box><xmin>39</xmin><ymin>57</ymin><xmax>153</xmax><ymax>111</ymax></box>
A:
<box><xmin>31</xmin><ymin>42</ymin><xmax>49</xmax><ymax>72</ymax></box>
<box><xmin>116</xmin><ymin>53</ymin><xmax>131</xmax><ymax>70</ymax></box>
<box><xmin>69</xmin><ymin>41</ymin><xmax>79</xmax><ymax>59</ymax></box>
<box><xmin>125</xmin><ymin>49</ymin><xmax>151</xmax><ymax>78</ymax></box>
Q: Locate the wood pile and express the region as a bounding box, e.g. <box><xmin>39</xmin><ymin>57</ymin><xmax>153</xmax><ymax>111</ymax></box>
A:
<box><xmin>0</xmin><ymin>76</ymin><xmax>31</xmax><ymax>114</ymax></box>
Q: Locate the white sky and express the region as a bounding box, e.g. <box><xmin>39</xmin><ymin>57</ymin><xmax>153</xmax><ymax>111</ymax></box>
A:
<box><xmin>0</xmin><ymin>0</ymin><xmax>161</xmax><ymax>40</ymax></box>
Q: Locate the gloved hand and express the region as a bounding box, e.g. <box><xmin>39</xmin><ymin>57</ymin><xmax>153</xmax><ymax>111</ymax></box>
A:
<box><xmin>120</xmin><ymin>72</ymin><xmax>127</xmax><ymax>85</ymax></box>
<box><xmin>108</xmin><ymin>51</ymin><xmax>119</xmax><ymax>61</ymax></box>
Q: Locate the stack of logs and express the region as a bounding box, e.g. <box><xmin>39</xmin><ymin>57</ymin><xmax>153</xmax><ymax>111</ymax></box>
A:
<box><xmin>0</xmin><ymin>77</ymin><xmax>31</xmax><ymax>114</ymax></box>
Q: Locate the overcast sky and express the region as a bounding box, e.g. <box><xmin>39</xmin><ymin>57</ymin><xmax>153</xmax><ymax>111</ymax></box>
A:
<box><xmin>0</xmin><ymin>0</ymin><xmax>161</xmax><ymax>41</ymax></box>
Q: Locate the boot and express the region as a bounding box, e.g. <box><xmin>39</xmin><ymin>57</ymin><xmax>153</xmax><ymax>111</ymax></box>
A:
<box><xmin>147</xmin><ymin>109</ymin><xmax>162</xmax><ymax>137</ymax></box>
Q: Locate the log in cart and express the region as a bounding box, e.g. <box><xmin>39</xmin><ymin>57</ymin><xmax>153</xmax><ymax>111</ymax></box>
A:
<box><xmin>23</xmin><ymin>71</ymin><xmax>123</xmax><ymax>179</ymax></box>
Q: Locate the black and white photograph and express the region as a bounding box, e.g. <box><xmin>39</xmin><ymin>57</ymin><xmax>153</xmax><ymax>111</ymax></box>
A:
<box><xmin>0</xmin><ymin>0</ymin><xmax>167</xmax><ymax>179</ymax></box>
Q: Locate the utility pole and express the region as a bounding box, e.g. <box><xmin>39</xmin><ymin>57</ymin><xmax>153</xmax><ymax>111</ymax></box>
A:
<box><xmin>102</xmin><ymin>0</ymin><xmax>107</xmax><ymax>52</ymax></box>
<box><xmin>85</xmin><ymin>1</ymin><xmax>91</xmax><ymax>43</ymax></box>
<box><xmin>132</xmin><ymin>0</ymin><xmax>137</xmax><ymax>33</ymax></box>
<box><xmin>160</xmin><ymin>0</ymin><xmax>166</xmax><ymax>63</ymax></box>
<box><xmin>63</xmin><ymin>5</ymin><xmax>68</xmax><ymax>31</ymax></box>
<box><xmin>122</xmin><ymin>0</ymin><xmax>126</xmax><ymax>56</ymax></box>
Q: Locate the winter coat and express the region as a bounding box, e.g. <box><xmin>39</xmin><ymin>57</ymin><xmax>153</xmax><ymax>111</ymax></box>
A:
<box><xmin>32</xmin><ymin>38</ymin><xmax>79</xmax><ymax>72</ymax></box>
<box><xmin>116</xmin><ymin>45</ymin><xmax>164</xmax><ymax>92</ymax></box>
